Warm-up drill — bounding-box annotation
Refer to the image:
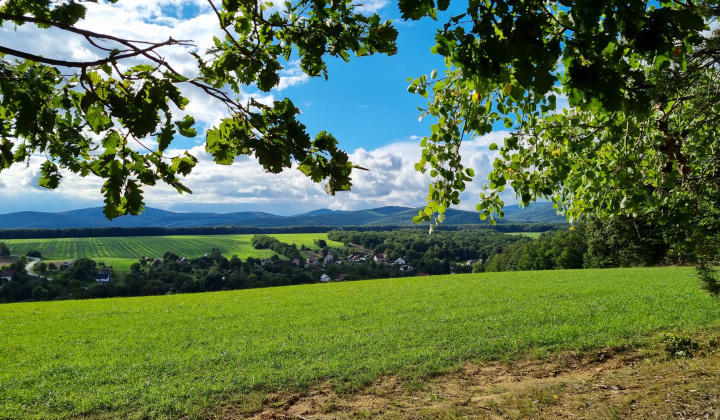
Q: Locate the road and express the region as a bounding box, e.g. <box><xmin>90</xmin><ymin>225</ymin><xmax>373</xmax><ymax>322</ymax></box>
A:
<box><xmin>24</xmin><ymin>256</ymin><xmax>42</xmax><ymax>278</ymax></box>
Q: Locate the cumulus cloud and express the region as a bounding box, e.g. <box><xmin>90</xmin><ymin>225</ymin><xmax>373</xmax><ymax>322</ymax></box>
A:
<box><xmin>354</xmin><ymin>0</ymin><xmax>389</xmax><ymax>13</ymax></box>
<box><xmin>0</xmin><ymin>131</ymin><xmax>519</xmax><ymax>215</ymax></box>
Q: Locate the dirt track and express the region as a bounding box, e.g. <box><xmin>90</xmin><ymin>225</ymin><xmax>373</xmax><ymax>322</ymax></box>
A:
<box><xmin>203</xmin><ymin>335</ymin><xmax>720</xmax><ymax>420</ymax></box>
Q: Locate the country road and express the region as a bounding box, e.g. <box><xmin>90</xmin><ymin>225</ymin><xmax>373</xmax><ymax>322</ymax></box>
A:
<box><xmin>24</xmin><ymin>256</ymin><xmax>42</xmax><ymax>277</ymax></box>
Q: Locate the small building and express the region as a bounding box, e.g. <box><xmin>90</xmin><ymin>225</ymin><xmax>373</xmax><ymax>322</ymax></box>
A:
<box><xmin>374</xmin><ymin>254</ymin><xmax>385</xmax><ymax>263</ymax></box>
<box><xmin>291</xmin><ymin>259</ymin><xmax>301</xmax><ymax>266</ymax></box>
<box><xmin>261</xmin><ymin>258</ymin><xmax>272</xmax><ymax>266</ymax></box>
<box><xmin>0</xmin><ymin>270</ymin><xmax>15</xmax><ymax>282</ymax></box>
<box><xmin>95</xmin><ymin>272</ymin><xmax>111</xmax><ymax>284</ymax></box>
<box><xmin>399</xmin><ymin>265</ymin><xmax>413</xmax><ymax>272</ymax></box>
<box><xmin>320</xmin><ymin>274</ymin><xmax>331</xmax><ymax>283</ymax></box>
<box><xmin>325</xmin><ymin>253</ymin><xmax>334</xmax><ymax>263</ymax></box>
<box><xmin>306</xmin><ymin>256</ymin><xmax>316</xmax><ymax>264</ymax></box>
<box><xmin>465</xmin><ymin>259</ymin><xmax>479</xmax><ymax>266</ymax></box>
<box><xmin>393</xmin><ymin>258</ymin><xmax>406</xmax><ymax>265</ymax></box>
<box><xmin>178</xmin><ymin>257</ymin><xmax>189</xmax><ymax>266</ymax></box>
<box><xmin>152</xmin><ymin>259</ymin><xmax>162</xmax><ymax>267</ymax></box>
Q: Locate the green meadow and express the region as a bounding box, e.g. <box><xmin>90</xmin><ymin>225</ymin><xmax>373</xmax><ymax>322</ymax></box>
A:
<box><xmin>506</xmin><ymin>231</ymin><xmax>543</xmax><ymax>238</ymax></box>
<box><xmin>4</xmin><ymin>233</ymin><xmax>343</xmax><ymax>270</ymax></box>
<box><xmin>1</xmin><ymin>267</ymin><xmax>719</xmax><ymax>419</ymax></box>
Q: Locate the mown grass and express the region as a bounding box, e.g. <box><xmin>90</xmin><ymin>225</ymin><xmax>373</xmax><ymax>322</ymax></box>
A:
<box><xmin>4</xmin><ymin>233</ymin><xmax>342</xmax><ymax>270</ymax></box>
<box><xmin>1</xmin><ymin>267</ymin><xmax>719</xmax><ymax>419</ymax></box>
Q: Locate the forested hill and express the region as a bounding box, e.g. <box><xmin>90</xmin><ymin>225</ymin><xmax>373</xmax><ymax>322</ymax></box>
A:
<box><xmin>0</xmin><ymin>203</ymin><xmax>565</xmax><ymax>229</ymax></box>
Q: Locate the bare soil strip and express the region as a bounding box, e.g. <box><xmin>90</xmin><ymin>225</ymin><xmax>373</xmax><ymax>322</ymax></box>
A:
<box><xmin>205</xmin><ymin>338</ymin><xmax>720</xmax><ymax>420</ymax></box>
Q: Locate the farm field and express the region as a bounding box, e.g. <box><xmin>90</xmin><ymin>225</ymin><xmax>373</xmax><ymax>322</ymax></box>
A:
<box><xmin>1</xmin><ymin>267</ymin><xmax>719</xmax><ymax>419</ymax></box>
<box><xmin>506</xmin><ymin>231</ymin><xmax>543</xmax><ymax>238</ymax></box>
<box><xmin>4</xmin><ymin>233</ymin><xmax>343</xmax><ymax>270</ymax></box>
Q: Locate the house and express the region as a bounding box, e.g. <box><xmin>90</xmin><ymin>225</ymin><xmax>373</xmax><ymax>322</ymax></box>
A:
<box><xmin>465</xmin><ymin>259</ymin><xmax>479</xmax><ymax>266</ymax></box>
<box><xmin>393</xmin><ymin>257</ymin><xmax>406</xmax><ymax>265</ymax></box>
<box><xmin>347</xmin><ymin>254</ymin><xmax>356</xmax><ymax>262</ymax></box>
<box><xmin>291</xmin><ymin>259</ymin><xmax>301</xmax><ymax>266</ymax></box>
<box><xmin>96</xmin><ymin>272</ymin><xmax>111</xmax><ymax>284</ymax></box>
<box><xmin>0</xmin><ymin>270</ymin><xmax>14</xmax><ymax>282</ymax></box>
<box><xmin>306</xmin><ymin>256</ymin><xmax>316</xmax><ymax>264</ymax></box>
<box><xmin>399</xmin><ymin>265</ymin><xmax>414</xmax><ymax>272</ymax></box>
<box><xmin>60</xmin><ymin>260</ymin><xmax>74</xmax><ymax>270</ymax></box>
<box><xmin>178</xmin><ymin>257</ymin><xmax>189</xmax><ymax>266</ymax></box>
<box><xmin>325</xmin><ymin>253</ymin><xmax>334</xmax><ymax>263</ymax></box>
<box><xmin>374</xmin><ymin>254</ymin><xmax>385</xmax><ymax>263</ymax></box>
<box><xmin>320</xmin><ymin>274</ymin><xmax>331</xmax><ymax>283</ymax></box>
<box><xmin>261</xmin><ymin>258</ymin><xmax>272</xmax><ymax>266</ymax></box>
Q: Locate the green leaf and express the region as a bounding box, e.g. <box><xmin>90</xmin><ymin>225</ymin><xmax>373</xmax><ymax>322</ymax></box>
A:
<box><xmin>175</xmin><ymin>115</ymin><xmax>197</xmax><ymax>138</ymax></box>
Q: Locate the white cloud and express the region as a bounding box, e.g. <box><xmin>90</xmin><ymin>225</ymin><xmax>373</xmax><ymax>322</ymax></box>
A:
<box><xmin>354</xmin><ymin>0</ymin><xmax>389</xmax><ymax>13</ymax></box>
<box><xmin>275</xmin><ymin>61</ymin><xmax>311</xmax><ymax>91</ymax></box>
<box><xmin>0</xmin><ymin>132</ymin><xmax>518</xmax><ymax>215</ymax></box>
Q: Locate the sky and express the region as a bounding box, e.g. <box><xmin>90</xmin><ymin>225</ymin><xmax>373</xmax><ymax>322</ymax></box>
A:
<box><xmin>0</xmin><ymin>0</ymin><xmax>514</xmax><ymax>216</ymax></box>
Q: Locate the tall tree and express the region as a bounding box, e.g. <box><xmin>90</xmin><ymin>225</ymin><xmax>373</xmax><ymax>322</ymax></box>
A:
<box><xmin>408</xmin><ymin>1</ymin><xmax>719</xmax><ymax>252</ymax></box>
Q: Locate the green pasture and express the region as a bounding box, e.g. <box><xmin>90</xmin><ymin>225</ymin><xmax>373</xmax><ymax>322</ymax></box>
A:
<box><xmin>506</xmin><ymin>231</ymin><xmax>543</xmax><ymax>238</ymax></box>
<box><xmin>1</xmin><ymin>267</ymin><xmax>719</xmax><ymax>419</ymax></box>
<box><xmin>4</xmin><ymin>233</ymin><xmax>343</xmax><ymax>270</ymax></box>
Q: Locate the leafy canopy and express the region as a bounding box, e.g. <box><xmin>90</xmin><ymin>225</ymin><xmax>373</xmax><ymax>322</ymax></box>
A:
<box><xmin>0</xmin><ymin>0</ymin><xmax>397</xmax><ymax>218</ymax></box>
<box><xmin>407</xmin><ymin>0</ymin><xmax>720</xmax><ymax>255</ymax></box>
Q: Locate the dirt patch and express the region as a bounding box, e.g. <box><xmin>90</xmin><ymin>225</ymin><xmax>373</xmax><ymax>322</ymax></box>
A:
<box><xmin>208</xmin><ymin>335</ymin><xmax>720</xmax><ymax>420</ymax></box>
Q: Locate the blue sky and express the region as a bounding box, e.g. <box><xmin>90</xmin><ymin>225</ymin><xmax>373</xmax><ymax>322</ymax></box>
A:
<box><xmin>0</xmin><ymin>0</ymin><xmax>510</xmax><ymax>216</ymax></box>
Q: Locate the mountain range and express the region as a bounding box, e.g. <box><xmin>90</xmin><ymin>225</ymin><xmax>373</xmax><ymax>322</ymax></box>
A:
<box><xmin>0</xmin><ymin>202</ymin><xmax>566</xmax><ymax>229</ymax></box>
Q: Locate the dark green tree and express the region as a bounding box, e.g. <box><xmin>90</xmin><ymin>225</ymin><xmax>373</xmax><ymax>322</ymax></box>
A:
<box><xmin>0</xmin><ymin>242</ymin><xmax>9</xmax><ymax>257</ymax></box>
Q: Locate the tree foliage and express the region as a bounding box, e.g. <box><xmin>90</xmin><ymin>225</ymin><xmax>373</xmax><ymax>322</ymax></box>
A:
<box><xmin>0</xmin><ymin>242</ymin><xmax>9</xmax><ymax>257</ymax></box>
<box><xmin>407</xmin><ymin>0</ymin><xmax>720</xmax><ymax>252</ymax></box>
<box><xmin>0</xmin><ymin>0</ymin><xmax>397</xmax><ymax>218</ymax></box>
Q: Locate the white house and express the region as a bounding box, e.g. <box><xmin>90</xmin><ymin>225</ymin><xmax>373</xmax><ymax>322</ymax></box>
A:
<box><xmin>400</xmin><ymin>265</ymin><xmax>414</xmax><ymax>272</ymax></box>
<box><xmin>0</xmin><ymin>270</ymin><xmax>14</xmax><ymax>282</ymax></box>
<box><xmin>393</xmin><ymin>257</ymin><xmax>406</xmax><ymax>265</ymax></box>
<box><xmin>374</xmin><ymin>254</ymin><xmax>385</xmax><ymax>263</ymax></box>
<box><xmin>96</xmin><ymin>272</ymin><xmax>111</xmax><ymax>284</ymax></box>
<box><xmin>320</xmin><ymin>274</ymin><xmax>331</xmax><ymax>283</ymax></box>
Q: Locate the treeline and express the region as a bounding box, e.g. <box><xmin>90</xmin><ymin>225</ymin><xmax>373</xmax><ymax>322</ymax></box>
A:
<box><xmin>0</xmin><ymin>225</ymin><xmax>340</xmax><ymax>240</ymax></box>
<box><xmin>482</xmin><ymin>217</ymin><xmax>670</xmax><ymax>272</ymax></box>
<box><xmin>0</xmin><ymin>223</ymin><xmax>564</xmax><ymax>240</ymax></box>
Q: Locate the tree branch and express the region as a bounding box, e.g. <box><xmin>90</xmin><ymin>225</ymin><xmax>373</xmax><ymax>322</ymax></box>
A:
<box><xmin>0</xmin><ymin>39</ymin><xmax>188</xmax><ymax>69</ymax></box>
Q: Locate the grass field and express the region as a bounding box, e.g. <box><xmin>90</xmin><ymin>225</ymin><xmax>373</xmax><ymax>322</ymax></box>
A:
<box><xmin>1</xmin><ymin>267</ymin><xmax>719</xmax><ymax>419</ymax></box>
<box><xmin>506</xmin><ymin>232</ymin><xmax>543</xmax><ymax>238</ymax></box>
<box><xmin>3</xmin><ymin>233</ymin><xmax>343</xmax><ymax>270</ymax></box>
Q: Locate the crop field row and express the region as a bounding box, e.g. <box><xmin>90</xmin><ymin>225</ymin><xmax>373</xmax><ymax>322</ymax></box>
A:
<box><xmin>1</xmin><ymin>267</ymin><xmax>719</xmax><ymax>419</ymax></box>
<box><xmin>4</xmin><ymin>233</ymin><xmax>343</xmax><ymax>267</ymax></box>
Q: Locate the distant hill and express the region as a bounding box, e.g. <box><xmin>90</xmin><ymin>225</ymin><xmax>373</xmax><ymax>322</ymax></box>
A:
<box><xmin>0</xmin><ymin>202</ymin><xmax>566</xmax><ymax>229</ymax></box>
